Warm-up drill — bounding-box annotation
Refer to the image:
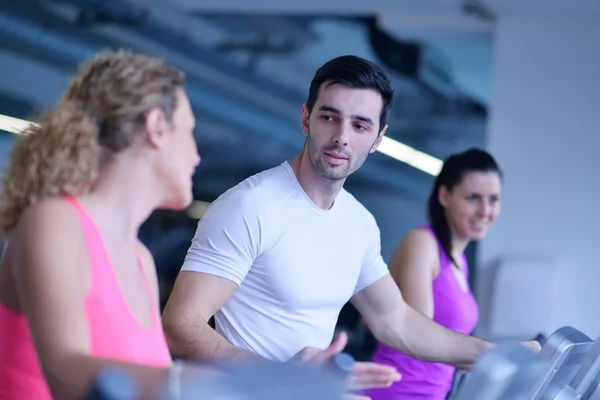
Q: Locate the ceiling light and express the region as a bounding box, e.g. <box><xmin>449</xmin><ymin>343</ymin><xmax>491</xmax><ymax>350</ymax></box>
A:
<box><xmin>377</xmin><ymin>136</ymin><xmax>443</xmax><ymax>176</ymax></box>
<box><xmin>186</xmin><ymin>200</ymin><xmax>211</xmax><ymax>219</ymax></box>
<box><xmin>0</xmin><ymin>114</ymin><xmax>35</xmax><ymax>134</ymax></box>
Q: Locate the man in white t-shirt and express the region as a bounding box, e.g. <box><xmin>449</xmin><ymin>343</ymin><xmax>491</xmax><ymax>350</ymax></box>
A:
<box><xmin>162</xmin><ymin>55</ymin><xmax>540</xmax><ymax>394</ymax></box>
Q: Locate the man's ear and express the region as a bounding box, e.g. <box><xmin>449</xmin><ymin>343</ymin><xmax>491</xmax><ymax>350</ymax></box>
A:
<box><xmin>145</xmin><ymin>107</ymin><xmax>168</xmax><ymax>149</ymax></box>
<box><xmin>301</xmin><ymin>104</ymin><xmax>310</xmax><ymax>137</ymax></box>
<box><xmin>369</xmin><ymin>124</ymin><xmax>388</xmax><ymax>153</ymax></box>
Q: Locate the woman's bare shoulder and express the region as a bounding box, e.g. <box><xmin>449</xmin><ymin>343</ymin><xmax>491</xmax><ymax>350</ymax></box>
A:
<box><xmin>13</xmin><ymin>197</ymin><xmax>85</xmax><ymax>270</ymax></box>
<box><xmin>401</xmin><ymin>227</ymin><xmax>439</xmax><ymax>251</ymax></box>
<box><xmin>18</xmin><ymin>197</ymin><xmax>80</xmax><ymax>232</ymax></box>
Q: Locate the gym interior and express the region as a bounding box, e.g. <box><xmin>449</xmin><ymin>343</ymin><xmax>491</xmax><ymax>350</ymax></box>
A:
<box><xmin>0</xmin><ymin>0</ymin><xmax>598</xmax><ymax>399</ymax></box>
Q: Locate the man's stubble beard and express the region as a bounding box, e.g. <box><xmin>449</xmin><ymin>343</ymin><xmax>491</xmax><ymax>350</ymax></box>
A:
<box><xmin>305</xmin><ymin>130</ymin><xmax>353</xmax><ymax>182</ymax></box>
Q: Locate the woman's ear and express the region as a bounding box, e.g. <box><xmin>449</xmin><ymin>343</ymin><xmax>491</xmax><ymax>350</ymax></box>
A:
<box><xmin>145</xmin><ymin>107</ymin><xmax>168</xmax><ymax>149</ymax></box>
<box><xmin>438</xmin><ymin>185</ymin><xmax>450</xmax><ymax>208</ymax></box>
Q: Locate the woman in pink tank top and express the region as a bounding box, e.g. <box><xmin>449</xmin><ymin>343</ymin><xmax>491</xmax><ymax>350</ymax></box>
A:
<box><xmin>365</xmin><ymin>148</ymin><xmax>504</xmax><ymax>400</ymax></box>
<box><xmin>0</xmin><ymin>50</ymin><xmax>208</xmax><ymax>399</ymax></box>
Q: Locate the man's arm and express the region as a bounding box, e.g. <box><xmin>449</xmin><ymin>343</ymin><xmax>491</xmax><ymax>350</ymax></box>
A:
<box><xmin>352</xmin><ymin>275</ymin><xmax>492</xmax><ymax>369</ymax></box>
<box><xmin>161</xmin><ymin>195</ymin><xmax>359</xmax><ymax>368</ymax></box>
<box><xmin>161</xmin><ymin>192</ymin><xmax>265</xmax><ymax>364</ymax></box>
<box><xmin>162</xmin><ymin>271</ymin><xmax>259</xmax><ymax>363</ymax></box>
<box><xmin>351</xmin><ymin>218</ymin><xmax>491</xmax><ymax>369</ymax></box>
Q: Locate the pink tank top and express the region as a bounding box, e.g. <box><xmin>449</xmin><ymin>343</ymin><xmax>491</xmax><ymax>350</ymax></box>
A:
<box><xmin>0</xmin><ymin>196</ymin><xmax>172</xmax><ymax>399</ymax></box>
<box><xmin>366</xmin><ymin>225</ymin><xmax>479</xmax><ymax>400</ymax></box>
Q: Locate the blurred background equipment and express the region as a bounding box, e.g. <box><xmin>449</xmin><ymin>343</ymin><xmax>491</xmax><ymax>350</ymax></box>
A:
<box><xmin>88</xmin><ymin>359</ymin><xmax>348</xmax><ymax>400</ymax></box>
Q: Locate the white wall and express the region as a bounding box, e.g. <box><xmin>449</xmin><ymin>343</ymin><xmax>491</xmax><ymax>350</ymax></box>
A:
<box><xmin>477</xmin><ymin>17</ymin><xmax>600</xmax><ymax>340</ymax></box>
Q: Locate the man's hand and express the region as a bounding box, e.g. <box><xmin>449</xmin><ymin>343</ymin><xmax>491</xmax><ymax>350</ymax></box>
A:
<box><xmin>290</xmin><ymin>331</ymin><xmax>349</xmax><ymax>364</ymax></box>
<box><xmin>346</xmin><ymin>362</ymin><xmax>401</xmax><ymax>391</ymax></box>
<box><xmin>290</xmin><ymin>332</ymin><xmax>401</xmax><ymax>400</ymax></box>
<box><xmin>453</xmin><ymin>340</ymin><xmax>542</xmax><ymax>371</ymax></box>
<box><xmin>522</xmin><ymin>340</ymin><xmax>542</xmax><ymax>353</ymax></box>
<box><xmin>341</xmin><ymin>361</ymin><xmax>402</xmax><ymax>400</ymax></box>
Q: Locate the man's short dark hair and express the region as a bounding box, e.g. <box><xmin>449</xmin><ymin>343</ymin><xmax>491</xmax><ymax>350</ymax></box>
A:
<box><xmin>306</xmin><ymin>55</ymin><xmax>394</xmax><ymax>132</ymax></box>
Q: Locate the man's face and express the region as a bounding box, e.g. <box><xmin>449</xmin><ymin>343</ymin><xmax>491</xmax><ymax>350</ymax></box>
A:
<box><xmin>301</xmin><ymin>83</ymin><xmax>388</xmax><ymax>182</ymax></box>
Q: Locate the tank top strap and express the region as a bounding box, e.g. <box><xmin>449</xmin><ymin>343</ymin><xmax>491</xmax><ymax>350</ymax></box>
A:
<box><xmin>134</xmin><ymin>250</ymin><xmax>158</xmax><ymax>322</ymax></box>
<box><xmin>64</xmin><ymin>196</ymin><xmax>148</xmax><ymax>276</ymax></box>
<box><xmin>63</xmin><ymin>196</ymin><xmax>113</xmax><ymax>282</ymax></box>
<box><xmin>63</xmin><ymin>195</ymin><xmax>91</xmax><ymax>224</ymax></box>
<box><xmin>420</xmin><ymin>225</ymin><xmax>453</xmax><ymax>273</ymax></box>
<box><xmin>63</xmin><ymin>196</ymin><xmax>158</xmax><ymax>325</ymax></box>
<box><xmin>60</xmin><ymin>196</ymin><xmax>170</xmax><ymax>366</ymax></box>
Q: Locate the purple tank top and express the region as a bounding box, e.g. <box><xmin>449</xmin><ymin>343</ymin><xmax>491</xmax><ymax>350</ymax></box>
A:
<box><xmin>366</xmin><ymin>225</ymin><xmax>479</xmax><ymax>400</ymax></box>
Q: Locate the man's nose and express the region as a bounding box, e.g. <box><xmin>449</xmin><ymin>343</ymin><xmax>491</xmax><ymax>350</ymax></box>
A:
<box><xmin>332</xmin><ymin>124</ymin><xmax>350</xmax><ymax>146</ymax></box>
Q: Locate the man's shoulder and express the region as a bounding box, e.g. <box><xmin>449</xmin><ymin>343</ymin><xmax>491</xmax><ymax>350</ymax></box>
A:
<box><xmin>339</xmin><ymin>189</ymin><xmax>378</xmax><ymax>226</ymax></box>
<box><xmin>209</xmin><ymin>162</ymin><xmax>296</xmax><ymax>216</ymax></box>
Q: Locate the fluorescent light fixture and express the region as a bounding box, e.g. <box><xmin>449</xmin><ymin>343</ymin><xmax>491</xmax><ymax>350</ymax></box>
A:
<box><xmin>0</xmin><ymin>114</ymin><xmax>443</xmax><ymax>176</ymax></box>
<box><xmin>186</xmin><ymin>200</ymin><xmax>211</xmax><ymax>219</ymax></box>
<box><xmin>0</xmin><ymin>114</ymin><xmax>36</xmax><ymax>134</ymax></box>
<box><xmin>377</xmin><ymin>136</ymin><xmax>443</xmax><ymax>176</ymax></box>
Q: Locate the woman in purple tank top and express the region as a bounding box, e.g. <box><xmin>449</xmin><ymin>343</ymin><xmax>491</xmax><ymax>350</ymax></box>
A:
<box><xmin>366</xmin><ymin>148</ymin><xmax>503</xmax><ymax>400</ymax></box>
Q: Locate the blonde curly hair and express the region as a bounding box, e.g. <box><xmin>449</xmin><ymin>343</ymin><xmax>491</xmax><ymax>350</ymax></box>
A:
<box><xmin>0</xmin><ymin>49</ymin><xmax>186</xmax><ymax>235</ymax></box>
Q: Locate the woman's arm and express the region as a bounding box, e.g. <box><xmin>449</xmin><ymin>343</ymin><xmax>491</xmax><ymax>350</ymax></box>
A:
<box><xmin>360</xmin><ymin>228</ymin><xmax>438</xmax><ymax>329</ymax></box>
<box><xmin>387</xmin><ymin>228</ymin><xmax>439</xmax><ymax>319</ymax></box>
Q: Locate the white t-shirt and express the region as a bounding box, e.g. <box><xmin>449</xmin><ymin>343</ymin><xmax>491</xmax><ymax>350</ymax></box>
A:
<box><xmin>181</xmin><ymin>161</ymin><xmax>389</xmax><ymax>362</ymax></box>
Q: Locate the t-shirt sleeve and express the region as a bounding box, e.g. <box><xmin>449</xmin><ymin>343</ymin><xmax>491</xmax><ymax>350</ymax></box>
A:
<box><xmin>180</xmin><ymin>192</ymin><xmax>264</xmax><ymax>286</ymax></box>
<box><xmin>353</xmin><ymin>216</ymin><xmax>390</xmax><ymax>295</ymax></box>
